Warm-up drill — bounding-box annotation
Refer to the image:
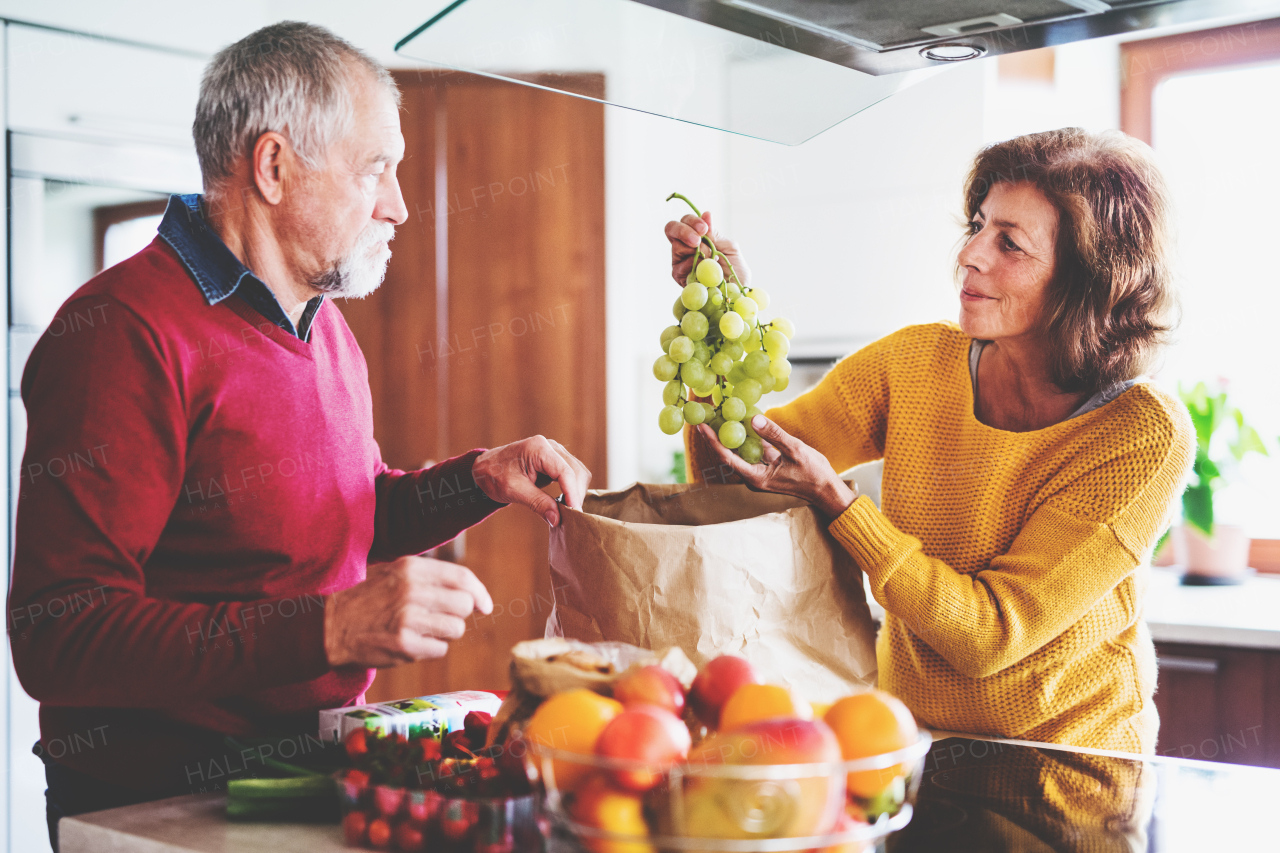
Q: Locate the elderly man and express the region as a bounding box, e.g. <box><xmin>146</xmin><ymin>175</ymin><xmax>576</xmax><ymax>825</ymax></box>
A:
<box><xmin>8</xmin><ymin>21</ymin><xmax>590</xmax><ymax>847</ymax></box>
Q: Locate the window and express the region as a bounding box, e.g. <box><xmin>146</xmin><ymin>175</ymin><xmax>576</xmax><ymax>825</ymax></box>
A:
<box><xmin>1122</xmin><ymin>19</ymin><xmax>1280</xmax><ymax>561</ymax></box>
<box><xmin>93</xmin><ymin>198</ymin><xmax>167</xmax><ymax>272</ymax></box>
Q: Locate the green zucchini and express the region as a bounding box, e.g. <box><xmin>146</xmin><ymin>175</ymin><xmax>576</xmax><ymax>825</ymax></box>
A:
<box><xmin>226</xmin><ymin>776</ymin><xmax>339</xmax><ymax>823</ymax></box>
<box><xmin>228</xmin><ymin>776</ymin><xmax>335</xmax><ymax>799</ymax></box>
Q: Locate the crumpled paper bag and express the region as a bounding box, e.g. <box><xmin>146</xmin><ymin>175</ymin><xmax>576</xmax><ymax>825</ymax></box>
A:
<box><xmin>488</xmin><ymin>637</ymin><xmax>696</xmax><ymax>746</ymax></box>
<box><xmin>546</xmin><ymin>483</ymin><xmax>877</xmax><ymax>703</ymax></box>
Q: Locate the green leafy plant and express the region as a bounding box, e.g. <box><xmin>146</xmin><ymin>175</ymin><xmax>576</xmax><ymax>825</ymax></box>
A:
<box><xmin>671</xmin><ymin>450</ymin><xmax>687</xmax><ymax>484</ymax></box>
<box><xmin>1178</xmin><ymin>381</ymin><xmax>1269</xmax><ymax>536</ymax></box>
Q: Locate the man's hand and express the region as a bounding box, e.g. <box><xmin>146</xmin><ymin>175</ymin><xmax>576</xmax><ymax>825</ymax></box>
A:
<box><xmin>664</xmin><ymin>211</ymin><xmax>751</xmax><ymax>289</ymax></box>
<box><xmin>473</xmin><ymin>435</ymin><xmax>591</xmax><ymax>527</ymax></box>
<box><xmin>324</xmin><ymin>556</ymin><xmax>493</xmax><ymax>668</ymax></box>
<box><xmin>697</xmin><ymin>416</ymin><xmax>857</xmax><ymax>519</ymax></box>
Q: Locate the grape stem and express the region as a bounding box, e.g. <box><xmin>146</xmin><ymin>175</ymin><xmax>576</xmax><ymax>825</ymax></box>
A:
<box><xmin>666</xmin><ymin>192</ymin><xmax>746</xmax><ymax>290</ymax></box>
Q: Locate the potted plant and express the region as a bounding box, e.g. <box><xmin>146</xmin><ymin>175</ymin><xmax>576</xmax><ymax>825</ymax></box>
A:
<box><xmin>1169</xmin><ymin>381</ymin><xmax>1269</xmax><ymax>584</ymax></box>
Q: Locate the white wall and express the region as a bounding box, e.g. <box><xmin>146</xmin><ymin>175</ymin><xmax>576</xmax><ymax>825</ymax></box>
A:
<box><xmin>727</xmin><ymin>60</ymin><xmax>987</xmax><ymax>347</ymax></box>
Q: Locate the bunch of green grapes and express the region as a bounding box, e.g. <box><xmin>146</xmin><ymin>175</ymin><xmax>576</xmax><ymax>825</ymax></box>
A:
<box><xmin>653</xmin><ymin>192</ymin><xmax>796</xmax><ymax>464</ymax></box>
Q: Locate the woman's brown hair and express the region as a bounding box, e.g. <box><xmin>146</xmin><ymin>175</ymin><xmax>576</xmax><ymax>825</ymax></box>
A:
<box><xmin>958</xmin><ymin>128</ymin><xmax>1178</xmax><ymax>395</ymax></box>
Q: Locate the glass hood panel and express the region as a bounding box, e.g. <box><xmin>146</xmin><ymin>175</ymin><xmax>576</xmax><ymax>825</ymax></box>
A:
<box><xmin>395</xmin><ymin>0</ymin><xmax>948</xmax><ymax>146</ymax></box>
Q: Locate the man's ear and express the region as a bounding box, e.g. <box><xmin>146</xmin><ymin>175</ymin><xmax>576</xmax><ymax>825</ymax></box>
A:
<box><xmin>251</xmin><ymin>131</ymin><xmax>292</xmax><ymax>206</ymax></box>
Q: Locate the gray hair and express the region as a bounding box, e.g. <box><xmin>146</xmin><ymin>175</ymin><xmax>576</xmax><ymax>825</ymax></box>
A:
<box><xmin>193</xmin><ymin>21</ymin><xmax>400</xmax><ymax>191</ymax></box>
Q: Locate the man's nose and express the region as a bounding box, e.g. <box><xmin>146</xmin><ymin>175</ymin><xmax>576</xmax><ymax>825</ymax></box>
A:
<box><xmin>379</xmin><ymin>177</ymin><xmax>409</xmax><ymax>226</ymax></box>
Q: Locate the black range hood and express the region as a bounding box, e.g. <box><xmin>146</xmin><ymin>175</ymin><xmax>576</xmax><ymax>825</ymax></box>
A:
<box><xmin>396</xmin><ymin>0</ymin><xmax>1280</xmax><ymax>143</ymax></box>
<box><xmin>633</xmin><ymin>0</ymin><xmax>1280</xmax><ymax>74</ymax></box>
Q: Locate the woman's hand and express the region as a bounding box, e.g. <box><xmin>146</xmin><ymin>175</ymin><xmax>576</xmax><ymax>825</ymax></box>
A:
<box><xmin>697</xmin><ymin>416</ymin><xmax>857</xmax><ymax>519</ymax></box>
<box><xmin>664</xmin><ymin>211</ymin><xmax>751</xmax><ymax>289</ymax></box>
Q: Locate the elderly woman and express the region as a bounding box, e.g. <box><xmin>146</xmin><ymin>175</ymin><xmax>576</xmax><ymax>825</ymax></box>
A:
<box><xmin>667</xmin><ymin>128</ymin><xmax>1194</xmax><ymax>754</ymax></box>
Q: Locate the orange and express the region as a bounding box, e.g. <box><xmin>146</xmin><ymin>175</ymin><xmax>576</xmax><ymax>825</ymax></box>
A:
<box><xmin>524</xmin><ymin>689</ymin><xmax>623</xmax><ymax>792</ymax></box>
<box><xmin>718</xmin><ymin>683</ymin><xmax>812</xmax><ymax>731</ymax></box>
<box><xmin>570</xmin><ymin>774</ymin><xmax>655</xmax><ymax>853</ymax></box>
<box><xmin>823</xmin><ymin>690</ymin><xmax>917</xmax><ymax>798</ymax></box>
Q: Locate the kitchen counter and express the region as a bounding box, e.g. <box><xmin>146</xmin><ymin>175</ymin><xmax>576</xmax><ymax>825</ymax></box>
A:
<box><xmin>60</xmin><ymin>734</ymin><xmax>1280</xmax><ymax>852</ymax></box>
<box><xmin>58</xmin><ymin>794</ymin><xmax>337</xmax><ymax>852</ymax></box>
<box><xmin>1144</xmin><ymin>566</ymin><xmax>1280</xmax><ymax>649</ymax></box>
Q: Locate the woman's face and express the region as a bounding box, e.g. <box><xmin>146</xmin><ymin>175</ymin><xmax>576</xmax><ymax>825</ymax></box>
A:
<box><xmin>956</xmin><ymin>181</ymin><xmax>1060</xmax><ymax>342</ymax></box>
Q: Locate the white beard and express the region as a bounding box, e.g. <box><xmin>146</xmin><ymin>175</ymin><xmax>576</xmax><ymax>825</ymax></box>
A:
<box><xmin>310</xmin><ymin>221</ymin><xmax>395</xmax><ymax>299</ymax></box>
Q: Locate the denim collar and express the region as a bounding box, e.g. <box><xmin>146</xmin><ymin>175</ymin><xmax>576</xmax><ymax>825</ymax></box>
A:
<box><xmin>157</xmin><ymin>194</ymin><xmax>322</xmax><ymax>339</ymax></box>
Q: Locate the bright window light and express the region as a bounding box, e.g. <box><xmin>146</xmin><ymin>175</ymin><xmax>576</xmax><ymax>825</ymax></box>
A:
<box><xmin>1152</xmin><ymin>61</ymin><xmax>1280</xmax><ymax>538</ymax></box>
<box><xmin>103</xmin><ymin>213</ymin><xmax>163</xmax><ymax>269</ymax></box>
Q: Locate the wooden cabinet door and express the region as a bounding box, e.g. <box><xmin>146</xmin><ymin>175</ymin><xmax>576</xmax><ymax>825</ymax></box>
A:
<box><xmin>1153</xmin><ymin>642</ymin><xmax>1279</xmax><ymax>768</ymax></box>
<box><xmin>340</xmin><ymin>71</ymin><xmax>606</xmax><ymax>702</ymax></box>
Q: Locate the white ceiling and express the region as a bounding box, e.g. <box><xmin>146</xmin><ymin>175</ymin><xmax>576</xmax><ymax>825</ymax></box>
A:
<box><xmin>0</xmin><ymin>0</ymin><xmax>458</xmax><ymax>64</ymax></box>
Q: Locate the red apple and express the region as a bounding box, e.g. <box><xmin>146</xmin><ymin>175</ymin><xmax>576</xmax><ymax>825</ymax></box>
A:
<box><xmin>689</xmin><ymin>655</ymin><xmax>762</xmax><ymax>728</ymax></box>
<box><xmin>674</xmin><ymin>718</ymin><xmax>845</xmax><ymax>842</ymax></box>
<box><xmin>613</xmin><ymin>665</ymin><xmax>686</xmax><ymax>716</ymax></box>
<box><xmin>594</xmin><ymin>705</ymin><xmax>692</xmax><ymax>791</ymax></box>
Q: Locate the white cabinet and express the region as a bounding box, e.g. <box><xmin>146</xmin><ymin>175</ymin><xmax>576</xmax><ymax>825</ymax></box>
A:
<box><xmin>7</xmin><ymin>24</ymin><xmax>205</xmax><ymax>149</ymax></box>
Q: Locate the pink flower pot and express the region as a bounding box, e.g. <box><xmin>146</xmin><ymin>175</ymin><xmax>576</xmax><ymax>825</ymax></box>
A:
<box><xmin>1173</xmin><ymin>524</ymin><xmax>1251</xmax><ymax>584</ymax></box>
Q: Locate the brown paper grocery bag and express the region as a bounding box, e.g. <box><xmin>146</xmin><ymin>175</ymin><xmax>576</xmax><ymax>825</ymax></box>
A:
<box><xmin>547</xmin><ymin>483</ymin><xmax>878</xmax><ymax>703</ymax></box>
<box><xmin>485</xmin><ymin>638</ymin><xmax>698</xmax><ymax>745</ymax></box>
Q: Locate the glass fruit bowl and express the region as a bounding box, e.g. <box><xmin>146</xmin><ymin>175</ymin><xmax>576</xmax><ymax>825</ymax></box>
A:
<box><xmin>334</xmin><ymin>768</ymin><xmax>545</xmax><ymax>852</ymax></box>
<box><xmin>529</xmin><ymin>728</ymin><xmax>932</xmax><ymax>852</ymax></box>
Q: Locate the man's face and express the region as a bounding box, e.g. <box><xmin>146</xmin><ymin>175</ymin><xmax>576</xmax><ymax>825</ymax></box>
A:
<box><xmin>285</xmin><ymin>67</ymin><xmax>408</xmax><ymax>299</ymax></box>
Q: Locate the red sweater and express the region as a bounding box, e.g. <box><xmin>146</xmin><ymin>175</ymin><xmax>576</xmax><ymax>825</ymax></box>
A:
<box><xmin>9</xmin><ymin>239</ymin><xmax>503</xmax><ymax>792</ymax></box>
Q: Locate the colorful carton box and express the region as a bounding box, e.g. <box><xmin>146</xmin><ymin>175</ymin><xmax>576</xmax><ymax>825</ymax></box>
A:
<box><xmin>319</xmin><ymin>690</ymin><xmax>502</xmax><ymax>745</ymax></box>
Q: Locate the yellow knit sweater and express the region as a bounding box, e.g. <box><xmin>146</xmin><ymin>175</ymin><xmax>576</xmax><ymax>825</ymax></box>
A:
<box><xmin>688</xmin><ymin>322</ymin><xmax>1194</xmax><ymax>753</ymax></box>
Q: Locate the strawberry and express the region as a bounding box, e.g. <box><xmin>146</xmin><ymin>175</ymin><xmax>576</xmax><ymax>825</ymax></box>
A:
<box><xmin>344</xmin><ymin>728</ymin><xmax>369</xmax><ymax>762</ymax></box>
<box><xmin>373</xmin><ymin>784</ymin><xmax>405</xmax><ymax>818</ymax></box>
<box><xmin>463</xmin><ymin>711</ymin><xmax>493</xmax><ymax>744</ymax></box>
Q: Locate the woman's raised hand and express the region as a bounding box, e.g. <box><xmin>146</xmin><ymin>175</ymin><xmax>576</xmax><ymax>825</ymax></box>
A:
<box><xmin>697</xmin><ymin>415</ymin><xmax>857</xmax><ymax>519</ymax></box>
<box><xmin>664</xmin><ymin>211</ymin><xmax>751</xmax><ymax>289</ymax></box>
